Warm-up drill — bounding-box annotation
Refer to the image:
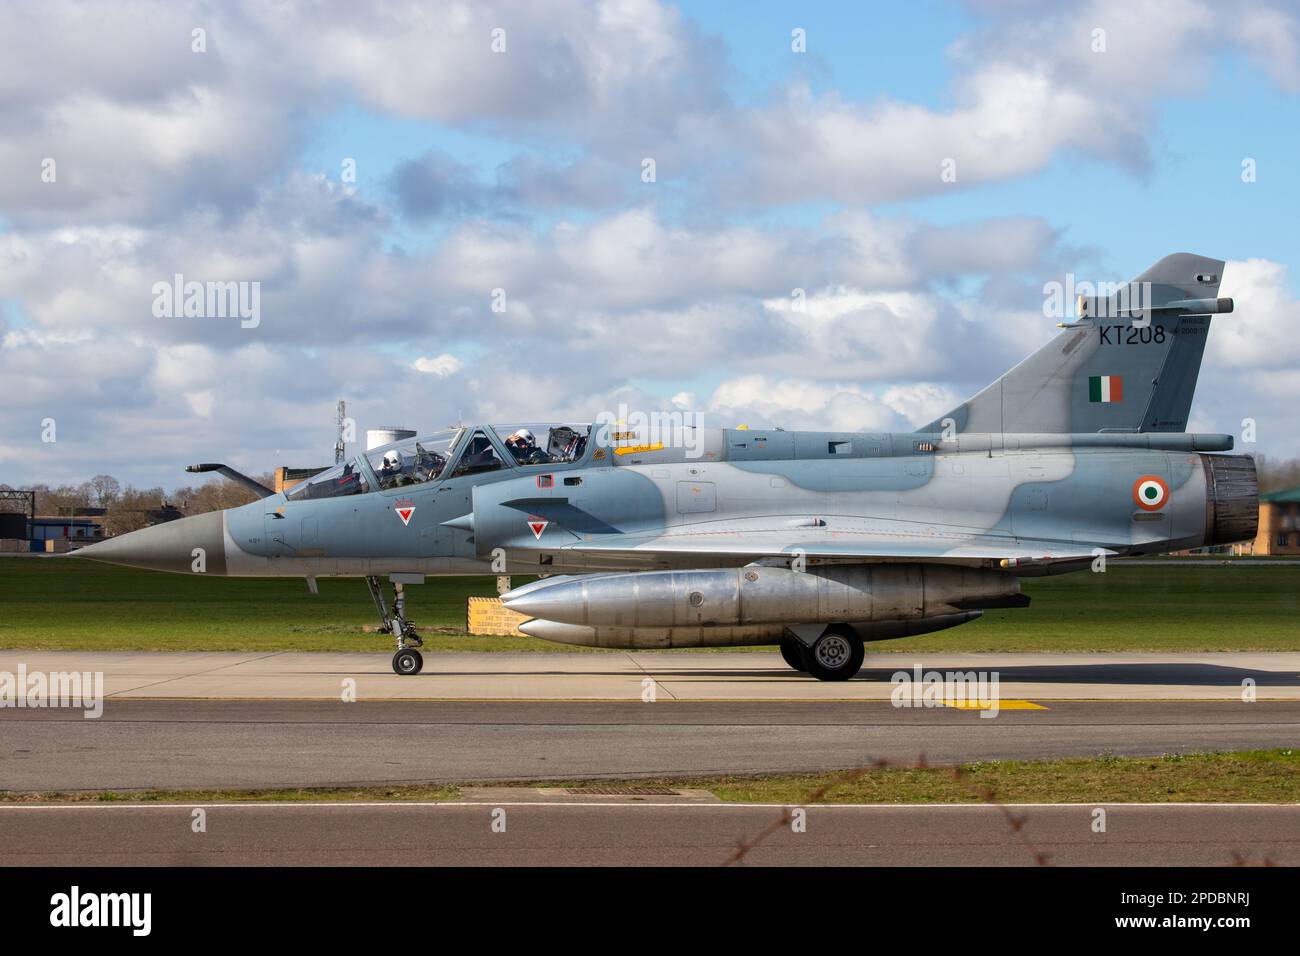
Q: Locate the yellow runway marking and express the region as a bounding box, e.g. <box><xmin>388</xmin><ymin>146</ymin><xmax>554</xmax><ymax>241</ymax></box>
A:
<box><xmin>945</xmin><ymin>699</ymin><xmax>1048</xmax><ymax>711</ymax></box>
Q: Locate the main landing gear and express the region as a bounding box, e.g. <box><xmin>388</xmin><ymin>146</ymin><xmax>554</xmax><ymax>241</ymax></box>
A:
<box><xmin>367</xmin><ymin>575</ymin><xmax>424</xmax><ymax>675</ymax></box>
<box><xmin>780</xmin><ymin>625</ymin><xmax>865</xmax><ymax>682</ymax></box>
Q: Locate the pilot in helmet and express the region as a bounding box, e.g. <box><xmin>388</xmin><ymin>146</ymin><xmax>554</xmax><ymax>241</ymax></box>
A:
<box><xmin>499</xmin><ymin>431</ymin><xmax>535</xmax><ymax>465</ymax></box>
<box><xmin>380</xmin><ymin>450</ymin><xmax>404</xmax><ymax>485</ymax></box>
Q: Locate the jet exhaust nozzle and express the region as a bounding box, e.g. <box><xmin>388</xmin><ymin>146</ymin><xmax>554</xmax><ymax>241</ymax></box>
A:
<box><xmin>1202</xmin><ymin>454</ymin><xmax>1258</xmax><ymax>546</ymax></box>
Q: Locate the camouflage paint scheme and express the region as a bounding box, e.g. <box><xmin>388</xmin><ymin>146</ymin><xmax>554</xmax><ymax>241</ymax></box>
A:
<box><xmin>75</xmin><ymin>254</ymin><xmax>1258</xmax><ymax>673</ymax></box>
<box><xmin>472</xmin><ymin>438</ymin><xmax>1219</xmax><ymax>571</ymax></box>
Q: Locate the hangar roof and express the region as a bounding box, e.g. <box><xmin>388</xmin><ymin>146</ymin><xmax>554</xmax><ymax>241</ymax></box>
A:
<box><xmin>1260</xmin><ymin>486</ymin><xmax>1300</xmax><ymax>503</ymax></box>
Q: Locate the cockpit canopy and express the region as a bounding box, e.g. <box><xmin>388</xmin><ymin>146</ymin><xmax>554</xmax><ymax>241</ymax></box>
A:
<box><xmin>440</xmin><ymin>423</ymin><xmax>590</xmax><ymax>477</ymax></box>
<box><xmin>283</xmin><ymin>424</ymin><xmax>592</xmax><ymax>501</ymax></box>
<box><xmin>284</xmin><ymin>458</ymin><xmax>371</xmax><ymax>501</ymax></box>
<box><xmin>492</xmin><ymin>423</ymin><xmax>588</xmax><ymax>467</ymax></box>
<box><xmin>286</xmin><ymin>429</ymin><xmax>460</xmax><ymax>501</ymax></box>
<box><xmin>366</xmin><ymin>430</ymin><xmax>460</xmax><ymax>491</ymax></box>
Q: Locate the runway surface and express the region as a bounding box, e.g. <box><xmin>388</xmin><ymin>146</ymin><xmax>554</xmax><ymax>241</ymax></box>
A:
<box><xmin>1</xmin><ymin>801</ymin><xmax>1294</xmax><ymax>866</ymax></box>
<box><xmin>2</xmin><ymin>649</ymin><xmax>1299</xmax><ymax>700</ymax></box>
<box><xmin>3</xmin><ymin>699</ymin><xmax>1298</xmax><ymax>791</ymax></box>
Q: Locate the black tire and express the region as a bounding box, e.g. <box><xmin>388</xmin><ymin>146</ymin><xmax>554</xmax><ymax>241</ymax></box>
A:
<box><xmin>803</xmin><ymin>626</ymin><xmax>864</xmax><ymax>682</ymax></box>
<box><xmin>779</xmin><ymin>638</ymin><xmax>807</xmax><ymax>671</ymax></box>
<box><xmin>392</xmin><ymin>648</ymin><xmax>423</xmax><ymax>676</ymax></box>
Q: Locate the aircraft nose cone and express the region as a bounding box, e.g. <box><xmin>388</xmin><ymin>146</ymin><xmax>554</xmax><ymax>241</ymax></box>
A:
<box><xmin>74</xmin><ymin>511</ymin><xmax>228</xmax><ymax>575</ymax></box>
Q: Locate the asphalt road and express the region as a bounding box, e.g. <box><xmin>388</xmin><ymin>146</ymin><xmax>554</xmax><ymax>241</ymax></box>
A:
<box><xmin>1</xmin><ymin>801</ymin><xmax>1294</xmax><ymax>866</ymax></box>
<box><xmin>2</xmin><ymin>699</ymin><xmax>1297</xmax><ymax>792</ymax></box>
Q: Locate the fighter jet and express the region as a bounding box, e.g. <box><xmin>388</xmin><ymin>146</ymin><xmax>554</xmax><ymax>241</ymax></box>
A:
<box><xmin>76</xmin><ymin>253</ymin><xmax>1257</xmax><ymax>679</ymax></box>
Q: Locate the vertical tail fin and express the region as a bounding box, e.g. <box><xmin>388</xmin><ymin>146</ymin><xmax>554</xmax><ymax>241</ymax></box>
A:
<box><xmin>923</xmin><ymin>253</ymin><xmax>1231</xmax><ymax>435</ymax></box>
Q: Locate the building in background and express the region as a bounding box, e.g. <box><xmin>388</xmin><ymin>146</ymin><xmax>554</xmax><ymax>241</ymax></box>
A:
<box><xmin>1250</xmin><ymin>487</ymin><xmax>1300</xmax><ymax>556</ymax></box>
<box><xmin>30</xmin><ymin>513</ymin><xmax>108</xmax><ymax>551</ymax></box>
<box><xmin>274</xmin><ymin>466</ymin><xmax>328</xmax><ymax>495</ymax></box>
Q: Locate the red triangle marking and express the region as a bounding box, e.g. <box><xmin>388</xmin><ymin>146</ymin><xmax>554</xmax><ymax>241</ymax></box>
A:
<box><xmin>528</xmin><ymin>520</ymin><xmax>548</xmax><ymax>540</ymax></box>
<box><xmin>396</xmin><ymin>507</ymin><xmax>415</xmax><ymax>526</ymax></box>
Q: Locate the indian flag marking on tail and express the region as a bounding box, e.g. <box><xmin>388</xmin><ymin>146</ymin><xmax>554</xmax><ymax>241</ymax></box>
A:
<box><xmin>1088</xmin><ymin>374</ymin><xmax>1123</xmax><ymax>403</ymax></box>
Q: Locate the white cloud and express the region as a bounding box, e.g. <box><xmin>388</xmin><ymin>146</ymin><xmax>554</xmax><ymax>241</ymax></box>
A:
<box><xmin>706</xmin><ymin>376</ymin><xmax>904</xmax><ymax>432</ymax></box>
<box><xmin>1222</xmin><ymin>4</ymin><xmax>1300</xmax><ymax>91</ymax></box>
<box><xmin>2</xmin><ymin>0</ymin><xmax>1296</xmax><ymax>231</ymax></box>
<box><xmin>2</xmin><ymin>0</ymin><xmax>1299</xmax><ymax>489</ymax></box>
<box><xmin>718</xmin><ymin>66</ymin><xmax>1114</xmax><ymax>205</ymax></box>
<box><xmin>184</xmin><ymin>390</ymin><xmax>216</xmax><ymax>418</ymax></box>
<box><xmin>0</xmin><ymin>0</ymin><xmax>725</xmax><ymax>226</ymax></box>
<box><xmin>1212</xmin><ymin>259</ymin><xmax>1300</xmax><ymax>369</ymax></box>
<box><xmin>697</xmin><ymin>0</ymin><xmax>1300</xmax><ymax>206</ymax></box>
<box><xmin>0</xmin><ymin>180</ymin><xmax>1142</xmax><ymax>488</ymax></box>
<box><xmin>700</xmin><ymin>376</ymin><xmax>962</xmax><ymax>433</ymax></box>
<box><xmin>413</xmin><ymin>353</ymin><xmax>464</xmax><ymax>376</ymax></box>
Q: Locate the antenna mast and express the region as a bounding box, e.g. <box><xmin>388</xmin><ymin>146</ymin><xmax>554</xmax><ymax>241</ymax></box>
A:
<box><xmin>334</xmin><ymin>399</ymin><xmax>348</xmax><ymax>464</ymax></box>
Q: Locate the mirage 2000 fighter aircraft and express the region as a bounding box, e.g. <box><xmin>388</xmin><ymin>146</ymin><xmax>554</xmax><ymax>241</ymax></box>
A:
<box><xmin>76</xmin><ymin>253</ymin><xmax>1257</xmax><ymax>679</ymax></box>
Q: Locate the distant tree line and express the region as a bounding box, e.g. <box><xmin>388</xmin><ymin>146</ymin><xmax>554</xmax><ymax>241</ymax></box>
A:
<box><xmin>0</xmin><ymin>472</ymin><xmax>274</xmax><ymax>536</ymax></box>
<box><xmin>1254</xmin><ymin>454</ymin><xmax>1300</xmax><ymax>495</ymax></box>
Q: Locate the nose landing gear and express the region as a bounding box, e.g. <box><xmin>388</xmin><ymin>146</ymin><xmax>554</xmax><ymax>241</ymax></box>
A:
<box><xmin>392</xmin><ymin>647</ymin><xmax>423</xmax><ymax>676</ymax></box>
<box><xmin>367</xmin><ymin>575</ymin><xmax>425</xmax><ymax>675</ymax></box>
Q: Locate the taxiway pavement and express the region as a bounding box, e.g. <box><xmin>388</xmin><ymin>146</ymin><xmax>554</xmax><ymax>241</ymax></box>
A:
<box><xmin>0</xmin><ymin>649</ymin><xmax>1296</xmax><ymax>700</ymax></box>
<box><xmin>2</xmin><ymin>800</ymin><xmax>1294</xmax><ymax>866</ymax></box>
<box><xmin>2</xmin><ymin>698</ymin><xmax>1297</xmax><ymax>791</ymax></box>
<box><xmin>2</xmin><ymin>651</ymin><xmax>1297</xmax><ymax>792</ymax></box>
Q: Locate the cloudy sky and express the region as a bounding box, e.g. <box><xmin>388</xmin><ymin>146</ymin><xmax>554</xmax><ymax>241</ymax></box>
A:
<box><xmin>2</xmin><ymin>0</ymin><xmax>1298</xmax><ymax>489</ymax></box>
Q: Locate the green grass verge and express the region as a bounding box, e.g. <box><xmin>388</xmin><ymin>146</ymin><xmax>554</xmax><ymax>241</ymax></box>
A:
<box><xmin>1</xmin><ymin>556</ymin><xmax>1298</xmax><ymax>652</ymax></box>
<box><xmin>6</xmin><ymin>751</ymin><xmax>1295</xmax><ymax>805</ymax></box>
<box><xmin>699</xmin><ymin>749</ymin><xmax>1300</xmax><ymax>804</ymax></box>
<box><xmin>0</xmin><ymin>558</ymin><xmax>565</xmax><ymax>652</ymax></box>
